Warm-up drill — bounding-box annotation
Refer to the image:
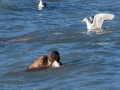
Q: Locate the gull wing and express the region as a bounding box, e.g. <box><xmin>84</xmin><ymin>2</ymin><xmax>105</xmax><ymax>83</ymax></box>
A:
<box><xmin>92</xmin><ymin>13</ymin><xmax>114</xmax><ymax>29</ymax></box>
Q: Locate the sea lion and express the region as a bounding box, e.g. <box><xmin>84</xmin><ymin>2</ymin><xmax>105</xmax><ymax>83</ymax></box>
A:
<box><xmin>27</xmin><ymin>51</ymin><xmax>62</xmax><ymax>70</ymax></box>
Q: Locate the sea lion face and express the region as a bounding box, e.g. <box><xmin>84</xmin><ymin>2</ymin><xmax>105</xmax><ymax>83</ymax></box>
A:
<box><xmin>50</xmin><ymin>51</ymin><xmax>60</xmax><ymax>61</ymax></box>
<box><xmin>49</xmin><ymin>51</ymin><xmax>61</xmax><ymax>68</ymax></box>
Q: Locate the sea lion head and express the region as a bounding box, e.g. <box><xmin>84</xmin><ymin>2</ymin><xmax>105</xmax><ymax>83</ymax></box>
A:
<box><xmin>49</xmin><ymin>51</ymin><xmax>62</xmax><ymax>67</ymax></box>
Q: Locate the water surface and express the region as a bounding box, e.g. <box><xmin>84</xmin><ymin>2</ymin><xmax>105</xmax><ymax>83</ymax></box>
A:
<box><xmin>0</xmin><ymin>0</ymin><xmax>120</xmax><ymax>90</ymax></box>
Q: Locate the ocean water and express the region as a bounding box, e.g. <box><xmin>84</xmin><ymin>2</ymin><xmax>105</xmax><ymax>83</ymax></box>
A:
<box><xmin>0</xmin><ymin>0</ymin><xmax>120</xmax><ymax>90</ymax></box>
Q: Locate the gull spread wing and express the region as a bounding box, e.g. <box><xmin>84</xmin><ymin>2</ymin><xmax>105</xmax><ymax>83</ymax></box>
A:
<box><xmin>92</xmin><ymin>13</ymin><xmax>114</xmax><ymax>29</ymax></box>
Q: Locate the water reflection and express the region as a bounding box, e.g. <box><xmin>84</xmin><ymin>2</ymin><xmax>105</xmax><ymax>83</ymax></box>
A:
<box><xmin>86</xmin><ymin>28</ymin><xmax>104</xmax><ymax>34</ymax></box>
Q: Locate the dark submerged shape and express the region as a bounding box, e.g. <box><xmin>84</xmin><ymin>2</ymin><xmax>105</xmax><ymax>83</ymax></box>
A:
<box><xmin>43</xmin><ymin>3</ymin><xmax>46</xmax><ymax>7</ymax></box>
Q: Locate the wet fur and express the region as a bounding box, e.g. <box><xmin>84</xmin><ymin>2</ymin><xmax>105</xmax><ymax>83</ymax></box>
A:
<box><xmin>27</xmin><ymin>51</ymin><xmax>62</xmax><ymax>70</ymax></box>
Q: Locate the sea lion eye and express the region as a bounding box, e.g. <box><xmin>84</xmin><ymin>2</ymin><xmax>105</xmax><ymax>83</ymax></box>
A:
<box><xmin>49</xmin><ymin>59</ymin><xmax>52</xmax><ymax>62</ymax></box>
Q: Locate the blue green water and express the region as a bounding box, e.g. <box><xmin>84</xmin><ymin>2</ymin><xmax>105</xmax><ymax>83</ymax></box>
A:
<box><xmin>0</xmin><ymin>0</ymin><xmax>120</xmax><ymax>90</ymax></box>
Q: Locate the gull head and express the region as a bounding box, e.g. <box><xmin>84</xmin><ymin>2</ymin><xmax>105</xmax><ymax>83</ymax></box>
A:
<box><xmin>81</xmin><ymin>18</ymin><xmax>87</xmax><ymax>23</ymax></box>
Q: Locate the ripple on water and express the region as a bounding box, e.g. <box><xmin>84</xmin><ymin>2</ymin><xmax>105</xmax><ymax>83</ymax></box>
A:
<box><xmin>0</xmin><ymin>0</ymin><xmax>120</xmax><ymax>89</ymax></box>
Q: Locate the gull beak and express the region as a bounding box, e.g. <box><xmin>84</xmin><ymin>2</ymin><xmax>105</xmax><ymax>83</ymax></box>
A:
<box><xmin>81</xmin><ymin>20</ymin><xmax>84</xmax><ymax>23</ymax></box>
